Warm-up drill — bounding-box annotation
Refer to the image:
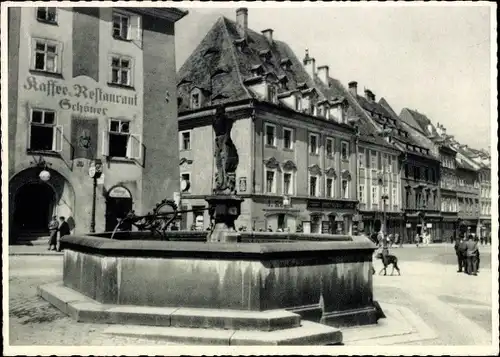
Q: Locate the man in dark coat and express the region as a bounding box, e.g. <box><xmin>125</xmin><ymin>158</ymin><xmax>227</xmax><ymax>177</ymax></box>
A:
<box><xmin>454</xmin><ymin>236</ymin><xmax>466</xmax><ymax>273</ymax></box>
<box><xmin>465</xmin><ymin>234</ymin><xmax>478</xmax><ymax>275</ymax></box>
<box><xmin>57</xmin><ymin>216</ymin><xmax>71</xmax><ymax>252</ymax></box>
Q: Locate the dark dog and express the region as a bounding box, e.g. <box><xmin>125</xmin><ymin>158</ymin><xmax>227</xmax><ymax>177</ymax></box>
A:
<box><xmin>375</xmin><ymin>252</ymin><xmax>401</xmax><ymax>276</ymax></box>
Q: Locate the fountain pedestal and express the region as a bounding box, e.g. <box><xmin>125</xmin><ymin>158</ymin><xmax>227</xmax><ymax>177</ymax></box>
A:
<box><xmin>205</xmin><ymin>194</ymin><xmax>244</xmax><ymax>243</ymax></box>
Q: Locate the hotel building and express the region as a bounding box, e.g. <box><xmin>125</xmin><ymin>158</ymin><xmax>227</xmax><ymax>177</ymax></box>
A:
<box><xmin>7</xmin><ymin>6</ymin><xmax>187</xmax><ymax>240</ymax></box>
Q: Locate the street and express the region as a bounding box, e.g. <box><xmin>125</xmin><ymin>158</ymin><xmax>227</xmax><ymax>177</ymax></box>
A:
<box><xmin>6</xmin><ymin>243</ymin><xmax>494</xmax><ymax>346</ymax></box>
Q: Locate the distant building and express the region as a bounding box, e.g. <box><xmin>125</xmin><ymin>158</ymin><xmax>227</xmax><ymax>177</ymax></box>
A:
<box><xmin>398</xmin><ymin>109</ymin><xmax>443</xmax><ymax>242</ymax></box>
<box><xmin>8</xmin><ymin>6</ymin><xmax>187</xmax><ymax>239</ymax></box>
<box><xmin>177</xmin><ymin>8</ymin><xmax>359</xmax><ymax>233</ymax></box>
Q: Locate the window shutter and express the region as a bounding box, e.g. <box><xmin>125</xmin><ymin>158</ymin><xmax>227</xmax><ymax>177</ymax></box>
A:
<box><xmin>108</xmin><ymin>55</ymin><xmax>113</xmax><ymax>83</ymax></box>
<box><xmin>53</xmin><ymin>125</ymin><xmax>63</xmax><ymax>152</ymax></box>
<box><xmin>27</xmin><ymin>122</ymin><xmax>32</xmax><ymax>150</ymax></box>
<box><xmin>101</xmin><ymin>130</ymin><xmax>109</xmax><ymax>156</ymax></box>
<box><xmin>134</xmin><ymin>14</ymin><xmax>143</xmax><ymax>48</ymax></box>
<box><xmin>127</xmin><ymin>134</ymin><xmax>141</xmax><ymax>159</ymax></box>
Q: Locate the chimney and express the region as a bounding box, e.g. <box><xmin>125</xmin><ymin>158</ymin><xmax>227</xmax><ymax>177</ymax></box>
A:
<box><xmin>317</xmin><ymin>65</ymin><xmax>329</xmax><ymax>85</ymax></box>
<box><xmin>365</xmin><ymin>89</ymin><xmax>375</xmax><ymax>102</ymax></box>
<box><xmin>261</xmin><ymin>28</ymin><xmax>273</xmax><ymax>43</ymax></box>
<box><xmin>236</xmin><ymin>8</ymin><xmax>248</xmax><ymax>37</ymax></box>
<box><xmin>348</xmin><ymin>81</ymin><xmax>358</xmax><ymax>97</ymax></box>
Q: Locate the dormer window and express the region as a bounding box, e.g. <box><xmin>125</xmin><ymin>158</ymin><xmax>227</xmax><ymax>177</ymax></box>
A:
<box><xmin>191</xmin><ymin>93</ymin><xmax>200</xmax><ymax>109</ymax></box>
<box><xmin>267</xmin><ymin>84</ymin><xmax>277</xmax><ymax>103</ymax></box>
<box><xmin>295</xmin><ymin>94</ymin><xmax>302</xmax><ymax>111</ymax></box>
<box><xmin>278</xmin><ymin>75</ymin><xmax>288</xmax><ymax>90</ymax></box>
<box><xmin>259</xmin><ymin>49</ymin><xmax>272</xmax><ymax>62</ymax></box>
<box><xmin>280</xmin><ymin>58</ymin><xmax>292</xmax><ymax>71</ymax></box>
<box><xmin>250</xmin><ymin>64</ymin><xmax>264</xmax><ymax>77</ymax></box>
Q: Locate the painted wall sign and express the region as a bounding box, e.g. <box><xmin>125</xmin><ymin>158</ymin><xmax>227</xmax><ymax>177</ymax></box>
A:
<box><xmin>307</xmin><ymin>199</ymin><xmax>356</xmax><ymax>210</ymax></box>
<box><xmin>71</xmin><ymin>117</ymin><xmax>98</xmax><ymax>160</ymax></box>
<box><xmin>23</xmin><ymin>75</ymin><xmax>138</xmax><ymax>116</ymax></box>
<box><xmin>239</xmin><ymin>177</ymin><xmax>247</xmax><ymax>193</ymax></box>
<box><xmin>108</xmin><ymin>186</ymin><xmax>131</xmax><ymax>198</ymax></box>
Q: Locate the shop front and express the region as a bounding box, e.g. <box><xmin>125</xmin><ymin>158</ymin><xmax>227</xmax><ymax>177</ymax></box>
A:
<box><xmin>441</xmin><ymin>214</ymin><xmax>458</xmax><ymax>243</ymax></box>
<box><xmin>305</xmin><ymin>199</ymin><xmax>357</xmax><ymax>235</ymax></box>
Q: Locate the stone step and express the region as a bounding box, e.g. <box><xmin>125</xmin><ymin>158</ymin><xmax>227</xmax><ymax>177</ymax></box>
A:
<box><xmin>102</xmin><ymin>320</ymin><xmax>342</xmax><ymax>346</ymax></box>
<box><xmin>38</xmin><ymin>283</ymin><xmax>304</xmax><ymax>332</ymax></box>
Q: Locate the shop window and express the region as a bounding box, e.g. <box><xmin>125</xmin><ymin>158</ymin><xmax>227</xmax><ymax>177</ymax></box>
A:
<box><xmin>265</xmin><ymin>123</ymin><xmax>277</xmax><ymax>147</ymax></box>
<box><xmin>102</xmin><ymin>119</ymin><xmax>141</xmax><ymax>159</ymax></box>
<box><xmin>326</xmin><ymin>137</ymin><xmax>334</xmax><ymax>157</ymax></box>
<box><xmin>28</xmin><ymin>109</ymin><xmax>62</xmax><ymax>152</ymax></box>
<box><xmin>265</xmin><ymin>170</ymin><xmax>276</xmax><ymax>193</ymax></box>
<box><xmin>341</xmin><ymin>178</ymin><xmax>349</xmax><ymax>199</ymax></box>
<box><xmin>110</xmin><ymin>55</ymin><xmax>132</xmax><ymax>86</ymax></box>
<box><xmin>113</xmin><ymin>11</ymin><xmax>131</xmax><ymax>40</ymax></box>
<box><xmin>309</xmin><ymin>133</ymin><xmax>319</xmax><ymax>155</ymax></box>
<box><xmin>179</xmin><ymin>130</ymin><xmax>191</xmax><ymax>151</ymax></box>
<box><xmin>341</xmin><ymin>141</ymin><xmax>349</xmax><ymax>160</ymax></box>
<box><xmin>283</xmin><ymin>172</ymin><xmax>293</xmax><ymax>195</ymax></box>
<box><xmin>283</xmin><ymin>127</ymin><xmax>294</xmax><ymax>150</ymax></box>
<box><xmin>309</xmin><ymin>175</ymin><xmax>319</xmax><ymax>197</ymax></box>
<box><xmin>36</xmin><ymin>7</ymin><xmax>57</xmax><ymax>24</ymax></box>
<box><xmin>32</xmin><ymin>38</ymin><xmax>60</xmax><ymax>73</ymax></box>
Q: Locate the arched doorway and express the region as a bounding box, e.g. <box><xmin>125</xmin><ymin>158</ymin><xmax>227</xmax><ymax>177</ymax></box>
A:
<box><xmin>14</xmin><ymin>182</ymin><xmax>56</xmax><ymax>233</ymax></box>
<box><xmin>105</xmin><ymin>186</ymin><xmax>133</xmax><ymax>231</ymax></box>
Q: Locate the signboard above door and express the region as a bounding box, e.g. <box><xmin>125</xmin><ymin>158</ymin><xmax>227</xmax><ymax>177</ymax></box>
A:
<box><xmin>108</xmin><ymin>186</ymin><xmax>131</xmax><ymax>198</ymax></box>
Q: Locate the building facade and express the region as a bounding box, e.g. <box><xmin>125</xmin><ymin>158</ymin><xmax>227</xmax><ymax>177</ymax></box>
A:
<box><xmin>437</xmin><ymin>144</ymin><xmax>459</xmax><ymax>241</ymax></box>
<box><xmin>177</xmin><ymin>8</ymin><xmax>361</xmax><ymax>234</ymax></box>
<box><xmin>8</xmin><ymin>6</ymin><xmax>187</xmax><ymax>239</ymax></box>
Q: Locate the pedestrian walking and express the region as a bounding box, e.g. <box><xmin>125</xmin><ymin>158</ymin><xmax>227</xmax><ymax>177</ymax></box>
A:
<box><xmin>48</xmin><ymin>216</ymin><xmax>59</xmax><ymax>251</ymax></box>
<box><xmin>57</xmin><ymin>216</ymin><xmax>71</xmax><ymax>252</ymax></box>
<box><xmin>415</xmin><ymin>232</ymin><xmax>420</xmax><ymax>248</ymax></box>
<box><xmin>465</xmin><ymin>234</ymin><xmax>479</xmax><ymax>276</ymax></box>
<box><xmin>394</xmin><ymin>233</ymin><xmax>400</xmax><ymax>248</ymax></box>
<box><xmin>454</xmin><ymin>236</ymin><xmax>466</xmax><ymax>273</ymax></box>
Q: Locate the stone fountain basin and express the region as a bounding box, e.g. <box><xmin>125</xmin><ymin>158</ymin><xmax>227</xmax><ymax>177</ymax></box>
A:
<box><xmin>59</xmin><ymin>234</ymin><xmax>378</xmax><ymax>328</ymax></box>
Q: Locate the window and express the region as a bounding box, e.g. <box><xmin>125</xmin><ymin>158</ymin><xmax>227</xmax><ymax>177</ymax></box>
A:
<box><xmin>424</xmin><ymin>168</ymin><xmax>429</xmax><ymax>181</ymax></box>
<box><xmin>326</xmin><ymin>178</ymin><xmax>334</xmax><ymax>198</ymax></box>
<box><xmin>372</xmin><ymin>186</ymin><xmax>379</xmax><ymax>208</ymax></box>
<box><xmin>341</xmin><ymin>179</ymin><xmax>349</xmax><ymax>199</ymax></box>
<box><xmin>265</xmin><ymin>123</ymin><xmax>276</xmax><ymax>147</ymax></box>
<box><xmin>359</xmin><ymin>184</ymin><xmax>366</xmax><ymax>203</ymax></box>
<box><xmin>191</xmin><ymin>93</ymin><xmax>200</xmax><ymax>109</ymax></box>
<box><xmin>180</xmin><ymin>173</ymin><xmax>191</xmax><ymax>193</ymax></box>
<box><xmin>392</xmin><ymin>187</ymin><xmax>398</xmax><ymax>207</ymax></box>
<box><xmin>405</xmin><ymin>189</ymin><xmax>411</xmax><ymax>207</ymax></box>
<box><xmin>309</xmin><ymin>133</ymin><xmax>319</xmax><ymax>155</ymax></box>
<box><xmin>265</xmin><ymin>170</ymin><xmax>276</xmax><ymax>193</ymax></box>
<box><xmin>28</xmin><ymin>109</ymin><xmax>62</xmax><ymax>152</ymax></box>
<box><xmin>404</xmin><ymin>163</ymin><xmax>409</xmax><ymax>178</ymax></box>
<box><xmin>267</xmin><ymin>84</ymin><xmax>277</xmax><ymax>103</ymax></box>
<box><xmin>113</xmin><ymin>12</ymin><xmax>131</xmax><ymax>40</ymax></box>
<box><xmin>283</xmin><ymin>172</ymin><xmax>293</xmax><ymax>195</ymax></box>
<box><xmin>110</xmin><ymin>55</ymin><xmax>132</xmax><ymax>86</ymax></box>
<box><xmin>295</xmin><ymin>95</ymin><xmax>302</xmax><ymax>111</ymax></box>
<box><xmin>359</xmin><ymin>149</ymin><xmax>365</xmax><ymax>168</ymax></box>
<box><xmin>179</xmin><ymin>131</ymin><xmax>191</xmax><ymax>151</ymax></box>
<box><xmin>326</xmin><ymin>137</ymin><xmax>334</xmax><ymax>157</ymax></box>
<box><xmin>370</xmin><ymin>151</ymin><xmax>377</xmax><ymax>169</ymax></box>
<box><xmin>341</xmin><ymin>141</ymin><xmax>349</xmax><ymax>160</ymax></box>
<box><xmin>36</xmin><ymin>7</ymin><xmax>57</xmax><ymax>23</ymax></box>
<box><xmin>414</xmin><ymin>166</ymin><xmax>420</xmax><ymax>180</ymax></box>
<box><xmin>309</xmin><ymin>176</ymin><xmax>319</xmax><ymax>197</ymax></box>
<box><xmin>32</xmin><ymin>39</ymin><xmax>59</xmax><ymax>73</ymax></box>
<box><xmin>103</xmin><ymin>119</ymin><xmax>141</xmax><ymax>159</ymax></box>
<box><xmin>283</xmin><ymin>127</ymin><xmax>294</xmax><ymax>150</ymax></box>
<box><xmin>387</xmin><ymin>156</ymin><xmax>393</xmax><ymax>172</ymax></box>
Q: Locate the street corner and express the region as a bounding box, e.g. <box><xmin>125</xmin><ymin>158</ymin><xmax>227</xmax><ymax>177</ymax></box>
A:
<box><xmin>342</xmin><ymin>302</ymin><xmax>438</xmax><ymax>346</ymax></box>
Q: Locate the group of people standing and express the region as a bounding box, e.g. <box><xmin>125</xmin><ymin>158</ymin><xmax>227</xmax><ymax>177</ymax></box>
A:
<box><xmin>454</xmin><ymin>234</ymin><xmax>481</xmax><ymax>276</ymax></box>
<box><xmin>48</xmin><ymin>216</ymin><xmax>70</xmax><ymax>252</ymax></box>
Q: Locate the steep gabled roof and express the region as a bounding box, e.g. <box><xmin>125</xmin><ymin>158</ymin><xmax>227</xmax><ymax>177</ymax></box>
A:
<box><xmin>177</xmin><ymin>16</ymin><xmax>325</xmax><ymax>112</ymax></box>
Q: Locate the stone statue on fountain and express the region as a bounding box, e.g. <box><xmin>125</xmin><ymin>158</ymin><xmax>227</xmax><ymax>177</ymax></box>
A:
<box><xmin>206</xmin><ymin>106</ymin><xmax>244</xmax><ymax>243</ymax></box>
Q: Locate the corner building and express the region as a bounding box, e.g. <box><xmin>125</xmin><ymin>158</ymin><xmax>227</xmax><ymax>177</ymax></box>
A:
<box><xmin>8</xmin><ymin>7</ymin><xmax>187</xmax><ymax>240</ymax></box>
<box><xmin>177</xmin><ymin>8</ymin><xmax>360</xmax><ymax>233</ymax></box>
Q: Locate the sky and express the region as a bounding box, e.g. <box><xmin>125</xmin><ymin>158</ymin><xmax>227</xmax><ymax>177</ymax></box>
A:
<box><xmin>174</xmin><ymin>3</ymin><xmax>494</xmax><ymax>151</ymax></box>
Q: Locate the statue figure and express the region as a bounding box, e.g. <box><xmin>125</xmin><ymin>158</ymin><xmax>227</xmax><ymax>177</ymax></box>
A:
<box><xmin>213</xmin><ymin>106</ymin><xmax>239</xmax><ymax>195</ymax></box>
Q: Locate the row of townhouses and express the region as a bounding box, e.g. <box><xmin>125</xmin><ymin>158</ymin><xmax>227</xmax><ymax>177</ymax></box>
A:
<box><xmin>7</xmin><ymin>7</ymin><xmax>491</xmax><ymax>244</ymax></box>
<box><xmin>176</xmin><ymin>8</ymin><xmax>492</xmax><ymax>242</ymax></box>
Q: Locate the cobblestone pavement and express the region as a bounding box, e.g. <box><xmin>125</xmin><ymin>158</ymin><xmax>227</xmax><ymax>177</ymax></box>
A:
<box><xmin>7</xmin><ymin>257</ymin><xmax>177</xmax><ymax>346</ymax></box>
<box><xmin>6</xmin><ymin>247</ymin><xmax>497</xmax><ymax>348</ymax></box>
